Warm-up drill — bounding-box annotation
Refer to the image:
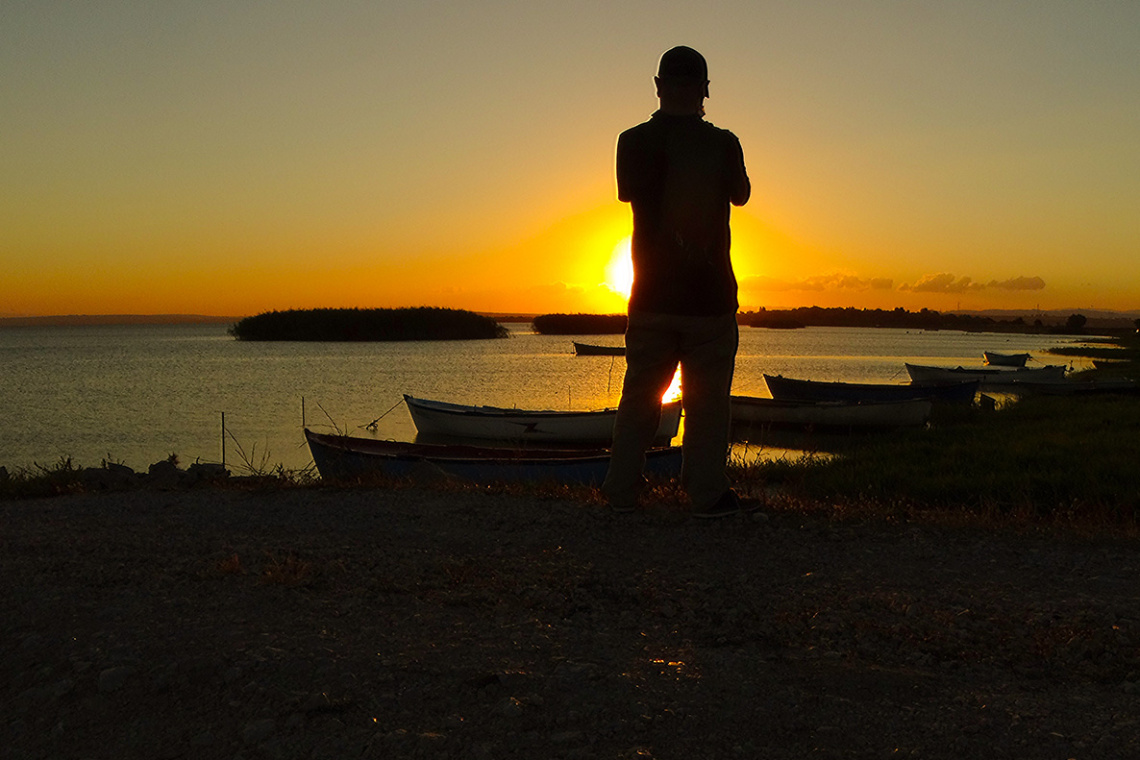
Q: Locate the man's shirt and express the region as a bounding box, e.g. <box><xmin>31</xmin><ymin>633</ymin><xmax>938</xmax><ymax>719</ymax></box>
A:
<box><xmin>617</xmin><ymin>111</ymin><xmax>750</xmax><ymax>316</ymax></box>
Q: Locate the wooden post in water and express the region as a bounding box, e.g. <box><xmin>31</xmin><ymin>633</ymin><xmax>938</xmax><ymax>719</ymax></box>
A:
<box><xmin>221</xmin><ymin>411</ymin><xmax>226</xmax><ymax>468</ymax></box>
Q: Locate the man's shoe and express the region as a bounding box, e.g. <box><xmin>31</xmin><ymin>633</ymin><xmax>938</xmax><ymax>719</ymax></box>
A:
<box><xmin>692</xmin><ymin>490</ymin><xmax>741</xmax><ymax>519</ymax></box>
<box><xmin>737</xmin><ymin>496</ymin><xmax>763</xmax><ymax>514</ymax></box>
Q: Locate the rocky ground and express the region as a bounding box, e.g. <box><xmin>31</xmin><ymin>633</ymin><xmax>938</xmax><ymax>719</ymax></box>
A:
<box><xmin>4</xmin><ymin>483</ymin><xmax>1140</xmax><ymax>759</ymax></box>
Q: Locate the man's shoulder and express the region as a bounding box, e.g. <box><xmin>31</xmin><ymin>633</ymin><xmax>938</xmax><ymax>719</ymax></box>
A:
<box><xmin>621</xmin><ymin>114</ymin><xmax>740</xmax><ymax>141</ymax></box>
<box><xmin>618</xmin><ymin>118</ymin><xmax>657</xmax><ymax>142</ymax></box>
<box><xmin>698</xmin><ymin>119</ymin><xmax>742</xmax><ymax>143</ymax></box>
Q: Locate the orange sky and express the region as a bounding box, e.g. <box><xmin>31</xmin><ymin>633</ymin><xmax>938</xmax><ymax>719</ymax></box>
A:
<box><xmin>3</xmin><ymin>3</ymin><xmax>1138</xmax><ymax>318</ymax></box>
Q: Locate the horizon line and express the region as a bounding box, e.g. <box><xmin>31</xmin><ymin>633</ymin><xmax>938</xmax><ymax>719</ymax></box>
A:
<box><xmin>3</xmin><ymin>305</ymin><xmax>1139</xmax><ymax>328</ymax></box>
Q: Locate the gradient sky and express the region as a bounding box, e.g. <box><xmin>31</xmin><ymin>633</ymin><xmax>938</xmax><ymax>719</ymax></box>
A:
<box><xmin>2</xmin><ymin>1</ymin><xmax>1137</xmax><ymax>317</ymax></box>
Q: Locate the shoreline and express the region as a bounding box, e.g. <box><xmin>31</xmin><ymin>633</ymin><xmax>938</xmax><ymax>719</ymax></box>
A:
<box><xmin>0</xmin><ymin>314</ymin><xmax>244</xmax><ymax>327</ymax></box>
<box><xmin>5</xmin><ymin>485</ymin><xmax>1140</xmax><ymax>758</ymax></box>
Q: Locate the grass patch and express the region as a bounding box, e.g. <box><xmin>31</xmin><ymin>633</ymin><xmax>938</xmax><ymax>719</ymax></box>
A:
<box><xmin>1047</xmin><ymin>331</ymin><xmax>1140</xmax><ymax>367</ymax></box>
<box><xmin>0</xmin><ymin>457</ymin><xmax>91</xmax><ymax>500</ymax></box>
<box><xmin>734</xmin><ymin>393</ymin><xmax>1140</xmax><ymax>524</ymax></box>
<box><xmin>0</xmin><ymin>455</ymin><xmax>318</xmax><ymax>501</ymax></box>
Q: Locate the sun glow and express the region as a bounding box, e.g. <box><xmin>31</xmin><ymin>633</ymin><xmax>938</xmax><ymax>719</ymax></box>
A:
<box><xmin>602</xmin><ymin>235</ymin><xmax>680</xmax><ymax>404</ymax></box>
<box><xmin>605</xmin><ymin>236</ymin><xmax>634</xmax><ymax>301</ymax></box>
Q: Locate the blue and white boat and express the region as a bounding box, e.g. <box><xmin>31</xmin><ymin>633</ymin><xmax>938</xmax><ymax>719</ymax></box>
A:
<box><xmin>305</xmin><ymin>429</ymin><xmax>681</xmax><ymax>485</ymax></box>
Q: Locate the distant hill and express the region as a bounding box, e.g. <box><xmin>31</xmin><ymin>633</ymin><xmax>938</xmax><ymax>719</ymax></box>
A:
<box><xmin>0</xmin><ymin>314</ymin><xmax>245</xmax><ymax>327</ymax></box>
<box><xmin>229</xmin><ymin>307</ymin><xmax>508</xmax><ymax>341</ymax></box>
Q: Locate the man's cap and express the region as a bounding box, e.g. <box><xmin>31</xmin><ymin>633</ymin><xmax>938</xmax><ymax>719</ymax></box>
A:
<box><xmin>657</xmin><ymin>46</ymin><xmax>708</xmax><ymax>81</ymax></box>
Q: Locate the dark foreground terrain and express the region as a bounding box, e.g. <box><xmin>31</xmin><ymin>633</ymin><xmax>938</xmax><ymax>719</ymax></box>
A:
<box><xmin>4</xmin><ymin>486</ymin><xmax>1139</xmax><ymax>759</ymax></box>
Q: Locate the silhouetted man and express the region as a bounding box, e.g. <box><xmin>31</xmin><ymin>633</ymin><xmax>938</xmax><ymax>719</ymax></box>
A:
<box><xmin>603</xmin><ymin>46</ymin><xmax>751</xmax><ymax>518</ymax></box>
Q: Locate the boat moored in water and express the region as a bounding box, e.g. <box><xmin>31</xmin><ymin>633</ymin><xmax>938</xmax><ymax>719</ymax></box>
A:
<box><xmin>304</xmin><ymin>428</ymin><xmax>681</xmax><ymax>485</ymax></box>
<box><xmin>763</xmin><ymin>374</ymin><xmax>979</xmax><ymax>404</ymax></box>
<box><xmin>403</xmin><ymin>394</ymin><xmax>681</xmax><ymax>444</ymax></box>
<box><xmin>905</xmin><ymin>363</ymin><xmax>1068</xmax><ymax>386</ymax></box>
<box><xmin>983</xmin><ymin>351</ymin><xmax>1031</xmax><ymax>367</ymax></box>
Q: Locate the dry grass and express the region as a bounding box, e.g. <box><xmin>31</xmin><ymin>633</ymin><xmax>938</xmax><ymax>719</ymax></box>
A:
<box><xmin>258</xmin><ymin>552</ymin><xmax>314</xmax><ymax>586</ymax></box>
<box><xmin>215</xmin><ymin>553</ymin><xmax>244</xmax><ymax>575</ymax></box>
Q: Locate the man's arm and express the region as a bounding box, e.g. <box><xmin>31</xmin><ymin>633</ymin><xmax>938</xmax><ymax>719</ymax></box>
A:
<box><xmin>616</xmin><ymin>127</ymin><xmax>663</xmax><ymax>203</ymax></box>
<box><xmin>615</xmin><ymin>131</ymin><xmax>638</xmax><ymax>203</ymax></box>
<box><xmin>728</xmin><ymin>137</ymin><xmax>750</xmax><ymax>207</ymax></box>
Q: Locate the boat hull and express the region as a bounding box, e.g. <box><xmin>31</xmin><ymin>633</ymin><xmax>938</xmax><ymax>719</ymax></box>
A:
<box><xmin>763</xmin><ymin>374</ymin><xmax>979</xmax><ymax>404</ymax></box>
<box><xmin>905</xmin><ymin>363</ymin><xmax>1067</xmax><ymax>386</ymax></box>
<box><xmin>730</xmin><ymin>395</ymin><xmax>932</xmax><ymax>430</ymax></box>
<box><xmin>305</xmin><ymin>429</ymin><xmax>681</xmax><ymax>485</ymax></box>
<box><xmin>404</xmin><ymin>395</ymin><xmax>681</xmax><ymax>443</ymax></box>
<box><xmin>983</xmin><ymin>351</ymin><xmax>1031</xmax><ymax>367</ymax></box>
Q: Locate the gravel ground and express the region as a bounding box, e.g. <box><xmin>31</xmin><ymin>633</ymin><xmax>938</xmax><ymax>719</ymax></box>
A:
<box><xmin>3</xmin><ymin>484</ymin><xmax>1140</xmax><ymax>760</ymax></box>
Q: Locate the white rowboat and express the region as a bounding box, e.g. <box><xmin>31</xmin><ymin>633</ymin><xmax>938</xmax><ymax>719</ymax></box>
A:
<box><xmin>404</xmin><ymin>394</ymin><xmax>682</xmax><ymax>443</ymax></box>
<box><xmin>905</xmin><ymin>363</ymin><xmax>1067</xmax><ymax>386</ymax></box>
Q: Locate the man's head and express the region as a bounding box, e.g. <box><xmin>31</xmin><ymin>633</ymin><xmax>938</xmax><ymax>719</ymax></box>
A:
<box><xmin>654</xmin><ymin>46</ymin><xmax>709</xmax><ymax>114</ymax></box>
<box><xmin>657</xmin><ymin>46</ymin><xmax>707</xmax><ymax>81</ymax></box>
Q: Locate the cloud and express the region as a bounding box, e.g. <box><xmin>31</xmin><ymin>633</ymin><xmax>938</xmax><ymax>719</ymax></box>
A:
<box><xmin>899</xmin><ymin>273</ymin><xmax>1046</xmax><ymax>294</ymax></box>
<box><xmin>740</xmin><ymin>274</ymin><xmax>893</xmax><ymax>293</ymax></box>
<box><xmin>987</xmin><ymin>276</ymin><xmax>1046</xmax><ymax>291</ymax></box>
<box><xmin>899</xmin><ymin>273</ymin><xmax>984</xmax><ymax>293</ymax></box>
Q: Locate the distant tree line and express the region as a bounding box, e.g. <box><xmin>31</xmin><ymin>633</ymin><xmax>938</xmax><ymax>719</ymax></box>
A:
<box><xmin>532</xmin><ymin>313</ymin><xmax>628</xmax><ymax>335</ymax></box>
<box><xmin>531</xmin><ymin>308</ymin><xmax>1095</xmax><ymax>335</ymax></box>
<box><xmin>740</xmin><ymin>307</ymin><xmax>1091</xmax><ymax>334</ymax></box>
<box><xmin>229</xmin><ymin>307</ymin><xmax>508</xmax><ymax>341</ymax></box>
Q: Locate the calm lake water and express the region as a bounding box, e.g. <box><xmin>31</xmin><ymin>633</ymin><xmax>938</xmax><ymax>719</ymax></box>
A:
<box><xmin>1</xmin><ymin>322</ymin><xmax>1093</xmax><ymax>472</ymax></box>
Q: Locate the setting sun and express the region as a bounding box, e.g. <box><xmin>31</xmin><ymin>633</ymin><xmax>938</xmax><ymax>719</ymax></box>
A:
<box><xmin>605</xmin><ymin>236</ymin><xmax>634</xmax><ymax>301</ymax></box>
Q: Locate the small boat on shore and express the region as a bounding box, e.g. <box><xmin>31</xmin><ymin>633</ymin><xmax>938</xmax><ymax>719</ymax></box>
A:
<box><xmin>983</xmin><ymin>351</ymin><xmax>1031</xmax><ymax>367</ymax></box>
<box><xmin>403</xmin><ymin>394</ymin><xmax>681</xmax><ymax>444</ymax></box>
<box><xmin>763</xmin><ymin>374</ymin><xmax>979</xmax><ymax>405</ymax></box>
<box><xmin>730</xmin><ymin>395</ymin><xmax>932</xmax><ymax>430</ymax></box>
<box><xmin>305</xmin><ymin>429</ymin><xmax>681</xmax><ymax>485</ymax></box>
<box><xmin>573</xmin><ymin>342</ymin><xmax>625</xmax><ymax>356</ymax></box>
<box><xmin>905</xmin><ymin>363</ymin><xmax>1068</xmax><ymax>386</ymax></box>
